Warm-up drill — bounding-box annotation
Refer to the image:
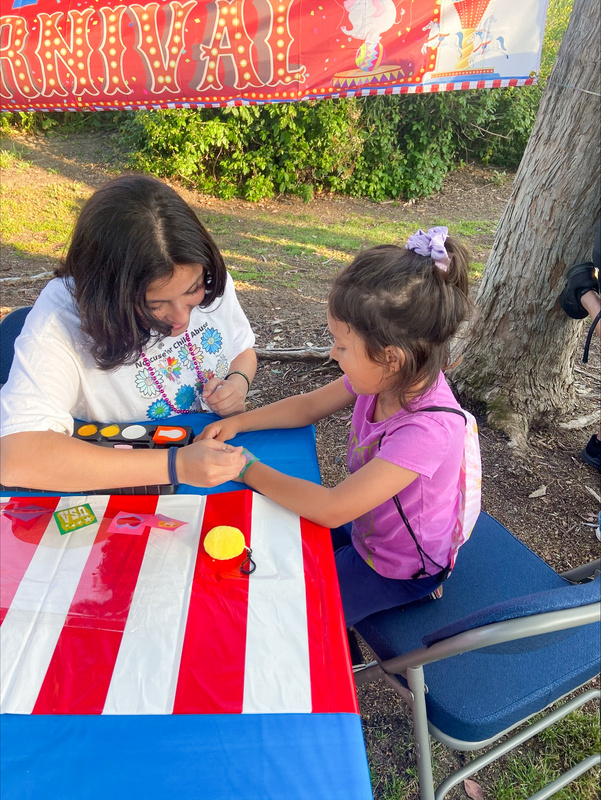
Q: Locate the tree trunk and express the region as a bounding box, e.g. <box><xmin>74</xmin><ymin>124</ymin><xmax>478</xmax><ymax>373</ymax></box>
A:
<box><xmin>452</xmin><ymin>0</ymin><xmax>600</xmax><ymax>447</ymax></box>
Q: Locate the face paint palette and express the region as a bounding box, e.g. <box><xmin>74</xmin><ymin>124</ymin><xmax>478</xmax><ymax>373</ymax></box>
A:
<box><xmin>0</xmin><ymin>423</ymin><xmax>196</xmax><ymax>497</ymax></box>
<box><xmin>68</xmin><ymin>421</ymin><xmax>194</xmax><ymax>495</ymax></box>
<box><xmin>73</xmin><ymin>422</ymin><xmax>193</xmax><ymax>449</ymax></box>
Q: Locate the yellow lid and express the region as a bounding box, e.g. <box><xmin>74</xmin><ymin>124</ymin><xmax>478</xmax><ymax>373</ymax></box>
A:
<box><xmin>204</xmin><ymin>526</ymin><xmax>246</xmax><ymax>560</ymax></box>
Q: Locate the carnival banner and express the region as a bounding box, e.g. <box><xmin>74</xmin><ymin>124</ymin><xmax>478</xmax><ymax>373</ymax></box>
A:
<box><xmin>1</xmin><ymin>0</ymin><xmax>550</xmax><ymax>111</ymax></box>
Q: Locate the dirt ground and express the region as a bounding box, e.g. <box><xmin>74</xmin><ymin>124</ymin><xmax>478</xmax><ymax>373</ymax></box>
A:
<box><xmin>1</xmin><ymin>131</ymin><xmax>599</xmax><ymax>798</ymax></box>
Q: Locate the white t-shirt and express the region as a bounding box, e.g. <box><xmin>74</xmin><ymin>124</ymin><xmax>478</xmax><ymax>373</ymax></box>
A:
<box><xmin>0</xmin><ymin>273</ymin><xmax>255</xmax><ymax>436</ymax></box>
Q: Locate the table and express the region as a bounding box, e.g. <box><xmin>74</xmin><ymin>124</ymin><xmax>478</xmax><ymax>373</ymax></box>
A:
<box><xmin>4</xmin><ymin>412</ymin><xmax>323</xmax><ymax>497</ymax></box>
<box><xmin>1</xmin><ymin>446</ymin><xmax>374</xmax><ymax>798</ymax></box>
<box><xmin>172</xmin><ymin>411</ymin><xmax>323</xmax><ymax>494</ymax></box>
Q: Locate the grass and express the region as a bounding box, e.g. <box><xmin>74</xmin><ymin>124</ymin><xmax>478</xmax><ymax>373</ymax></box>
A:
<box><xmin>494</xmin><ymin>712</ymin><xmax>600</xmax><ymax>800</ymax></box>
<box><xmin>470</xmin><ymin>261</ymin><xmax>487</xmax><ymax>279</ymax></box>
<box><xmin>481</xmin><ymin>707</ymin><xmax>600</xmax><ymax>800</ymax></box>
<box><xmin>378</xmin><ymin>775</ymin><xmax>415</xmax><ymax>800</ymax></box>
<box><xmin>365</xmin><ymin>701</ymin><xmax>600</xmax><ymax>800</ymax></box>
<box><xmin>0</xmin><ymin>182</ymin><xmax>83</xmax><ymax>258</ymax></box>
<box><xmin>0</xmin><ymin>157</ymin><xmax>496</xmax><ymax>287</ymax></box>
<box><xmin>0</xmin><ymin>147</ymin><xmax>32</xmax><ymax>172</ymax></box>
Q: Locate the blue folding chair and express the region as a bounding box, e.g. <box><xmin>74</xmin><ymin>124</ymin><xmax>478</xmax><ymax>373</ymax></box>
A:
<box><xmin>0</xmin><ymin>306</ymin><xmax>32</xmax><ymax>386</ymax></box>
<box><xmin>353</xmin><ymin>512</ymin><xmax>601</xmax><ymax>800</ymax></box>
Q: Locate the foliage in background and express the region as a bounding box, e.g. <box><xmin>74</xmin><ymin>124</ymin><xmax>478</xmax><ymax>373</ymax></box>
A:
<box><xmin>0</xmin><ymin>0</ymin><xmax>572</xmax><ymax>201</ymax></box>
<box><xmin>0</xmin><ymin>110</ymin><xmax>124</xmax><ymax>135</ymax></box>
<box><xmin>470</xmin><ymin>0</ymin><xmax>573</xmax><ymax>168</ymax></box>
<box><xmin>119</xmin><ymin>101</ymin><xmax>361</xmax><ymax>202</ymax></box>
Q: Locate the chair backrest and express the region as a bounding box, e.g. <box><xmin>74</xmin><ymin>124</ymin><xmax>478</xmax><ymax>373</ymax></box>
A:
<box><xmin>422</xmin><ymin>573</ymin><xmax>601</xmax><ymax>654</ymax></box>
<box><xmin>0</xmin><ymin>306</ymin><xmax>32</xmax><ymax>386</ymax></box>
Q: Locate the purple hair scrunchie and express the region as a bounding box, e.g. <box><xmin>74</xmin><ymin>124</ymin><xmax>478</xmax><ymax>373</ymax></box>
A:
<box><xmin>406</xmin><ymin>226</ymin><xmax>451</xmax><ymax>272</ymax></box>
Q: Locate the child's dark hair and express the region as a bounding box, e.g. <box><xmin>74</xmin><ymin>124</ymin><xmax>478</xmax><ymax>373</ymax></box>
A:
<box><xmin>56</xmin><ymin>175</ymin><xmax>227</xmax><ymax>370</ymax></box>
<box><xmin>328</xmin><ymin>238</ymin><xmax>470</xmax><ymax>408</ymax></box>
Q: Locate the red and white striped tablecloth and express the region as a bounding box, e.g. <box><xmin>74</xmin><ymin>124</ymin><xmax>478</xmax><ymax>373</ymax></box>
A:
<box><xmin>1</xmin><ymin>491</ymin><xmax>357</xmax><ymax>717</ymax></box>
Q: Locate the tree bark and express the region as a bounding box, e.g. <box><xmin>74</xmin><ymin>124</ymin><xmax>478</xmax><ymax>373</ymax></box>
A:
<box><xmin>453</xmin><ymin>0</ymin><xmax>600</xmax><ymax>447</ymax></box>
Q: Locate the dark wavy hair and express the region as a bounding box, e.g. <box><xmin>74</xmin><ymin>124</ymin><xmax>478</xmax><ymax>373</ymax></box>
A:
<box><xmin>55</xmin><ymin>175</ymin><xmax>227</xmax><ymax>370</ymax></box>
<box><xmin>328</xmin><ymin>239</ymin><xmax>471</xmax><ymax>408</ymax></box>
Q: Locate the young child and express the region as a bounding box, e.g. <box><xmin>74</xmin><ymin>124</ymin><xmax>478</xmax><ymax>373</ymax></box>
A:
<box><xmin>200</xmin><ymin>228</ymin><xmax>475</xmax><ymax>625</ymax></box>
<box><xmin>0</xmin><ymin>175</ymin><xmax>253</xmax><ymax>492</ymax></box>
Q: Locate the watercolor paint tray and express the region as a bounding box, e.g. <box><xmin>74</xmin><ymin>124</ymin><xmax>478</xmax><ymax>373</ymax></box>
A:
<box><xmin>0</xmin><ymin>423</ymin><xmax>194</xmax><ymax>495</ymax></box>
<box><xmin>73</xmin><ymin>422</ymin><xmax>194</xmax><ymax>449</ymax></box>
<box><xmin>86</xmin><ymin>484</ymin><xmax>176</xmax><ymax>495</ymax></box>
<box><xmin>0</xmin><ymin>482</ymin><xmax>176</xmax><ymax>496</ymax></box>
<box><xmin>70</xmin><ymin>422</ymin><xmax>193</xmax><ymax>493</ymax></box>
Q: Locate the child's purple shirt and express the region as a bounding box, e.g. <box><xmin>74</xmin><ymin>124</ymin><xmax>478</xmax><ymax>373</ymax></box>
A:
<box><xmin>345</xmin><ymin>372</ymin><xmax>465</xmax><ymax>580</ymax></box>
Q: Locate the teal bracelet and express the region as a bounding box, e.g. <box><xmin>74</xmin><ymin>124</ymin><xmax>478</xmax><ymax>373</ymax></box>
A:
<box><xmin>238</xmin><ymin>447</ymin><xmax>260</xmax><ymax>478</ymax></box>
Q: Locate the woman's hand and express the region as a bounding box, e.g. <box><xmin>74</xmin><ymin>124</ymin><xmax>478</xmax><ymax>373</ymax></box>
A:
<box><xmin>196</xmin><ymin>416</ymin><xmax>242</xmax><ymax>443</ymax></box>
<box><xmin>176</xmin><ymin>438</ymin><xmax>245</xmax><ymax>487</ymax></box>
<box><xmin>202</xmin><ymin>374</ymin><xmax>247</xmax><ymax>416</ymax></box>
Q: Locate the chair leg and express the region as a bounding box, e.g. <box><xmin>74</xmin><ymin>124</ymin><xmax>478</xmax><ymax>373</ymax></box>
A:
<box><xmin>434</xmin><ymin>688</ymin><xmax>601</xmax><ymax>800</ymax></box>
<box><xmin>406</xmin><ymin>666</ymin><xmax>436</xmax><ymax>800</ymax></box>
<box><xmin>528</xmin><ymin>754</ymin><xmax>601</xmax><ymax>800</ymax></box>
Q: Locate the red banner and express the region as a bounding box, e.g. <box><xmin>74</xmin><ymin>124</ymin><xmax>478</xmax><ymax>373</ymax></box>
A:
<box><xmin>1</xmin><ymin>0</ymin><xmax>547</xmax><ymax>111</ymax></box>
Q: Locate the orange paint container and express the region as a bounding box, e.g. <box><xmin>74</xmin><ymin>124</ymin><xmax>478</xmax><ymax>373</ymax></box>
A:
<box><xmin>153</xmin><ymin>426</ymin><xmax>189</xmax><ymax>445</ymax></box>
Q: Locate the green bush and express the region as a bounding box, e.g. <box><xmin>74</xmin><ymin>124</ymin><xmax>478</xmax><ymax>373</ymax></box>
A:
<box><xmin>470</xmin><ymin>0</ymin><xmax>573</xmax><ymax>168</ymax></box>
<box><xmin>118</xmin><ymin>84</ymin><xmax>543</xmax><ymax>202</ymax></box>
<box><xmin>119</xmin><ymin>101</ymin><xmax>363</xmax><ymax>201</ymax></box>
<box><xmin>0</xmin><ymin>110</ymin><xmax>124</xmax><ymax>134</ymax></box>
<box><xmin>349</xmin><ymin>91</ymin><xmax>498</xmax><ymax>200</ymax></box>
<box><xmin>116</xmin><ymin>0</ymin><xmax>573</xmax><ymax>200</ymax></box>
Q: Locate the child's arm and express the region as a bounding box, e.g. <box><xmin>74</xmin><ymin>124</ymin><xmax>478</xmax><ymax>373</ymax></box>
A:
<box><xmin>198</xmin><ymin>377</ymin><xmax>354</xmax><ymax>443</ymax></box>
<box><xmin>240</xmin><ymin>455</ymin><xmax>418</xmax><ymax>530</ymax></box>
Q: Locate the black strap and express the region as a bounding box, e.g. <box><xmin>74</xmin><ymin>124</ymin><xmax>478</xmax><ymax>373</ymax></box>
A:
<box><xmin>582</xmin><ymin>311</ymin><xmax>601</xmax><ymax>364</ymax></box>
<box><xmin>417</xmin><ymin>406</ymin><xmax>467</xmax><ymax>423</ymax></box>
<box><xmin>391</xmin><ymin>492</ymin><xmax>449</xmax><ymax>580</ymax></box>
<box><xmin>378</xmin><ymin>405</ymin><xmax>466</xmax><ymax>580</ymax></box>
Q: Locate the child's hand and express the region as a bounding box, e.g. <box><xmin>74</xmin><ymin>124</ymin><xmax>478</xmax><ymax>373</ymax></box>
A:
<box><xmin>196</xmin><ymin>417</ymin><xmax>242</xmax><ymax>443</ymax></box>
<box><xmin>202</xmin><ymin>375</ymin><xmax>247</xmax><ymax>416</ymax></box>
<box><xmin>177</xmin><ymin>439</ymin><xmax>245</xmax><ymax>487</ymax></box>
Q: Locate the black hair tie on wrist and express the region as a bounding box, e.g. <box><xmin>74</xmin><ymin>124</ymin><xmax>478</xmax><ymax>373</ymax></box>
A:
<box><xmin>168</xmin><ymin>446</ymin><xmax>179</xmax><ymax>485</ymax></box>
<box><xmin>226</xmin><ymin>370</ymin><xmax>251</xmax><ymax>393</ymax></box>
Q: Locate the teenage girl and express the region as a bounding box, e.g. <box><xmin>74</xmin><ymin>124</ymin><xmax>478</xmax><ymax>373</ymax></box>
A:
<box><xmin>0</xmin><ymin>175</ymin><xmax>254</xmax><ymax>491</ymax></box>
<box><xmin>200</xmin><ymin>228</ymin><xmax>472</xmax><ymax>625</ymax></box>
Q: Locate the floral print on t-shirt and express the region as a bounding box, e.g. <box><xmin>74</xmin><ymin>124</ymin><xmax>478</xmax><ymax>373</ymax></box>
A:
<box><xmin>156</xmin><ymin>356</ymin><xmax>181</xmax><ymax>382</ymax></box>
<box><xmin>135</xmin><ymin>368</ymin><xmax>159</xmax><ymax>398</ymax></box>
<box><xmin>146</xmin><ymin>399</ymin><xmax>172</xmax><ymax>420</ymax></box>
<box><xmin>178</xmin><ymin>342</ymin><xmax>203</xmax><ymax>370</ymax></box>
<box><xmin>202</xmin><ymin>328</ymin><xmax>222</xmax><ymax>354</ymax></box>
<box><xmin>134</xmin><ymin>321</ymin><xmax>229</xmax><ymax>419</ymax></box>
